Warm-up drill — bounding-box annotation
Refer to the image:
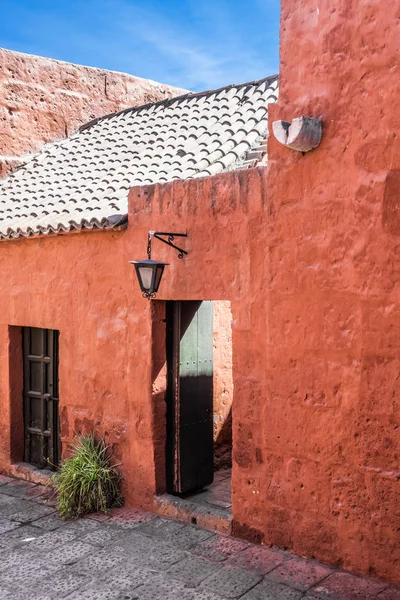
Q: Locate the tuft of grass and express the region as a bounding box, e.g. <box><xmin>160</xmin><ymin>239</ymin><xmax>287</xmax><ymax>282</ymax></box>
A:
<box><xmin>52</xmin><ymin>433</ymin><xmax>123</xmax><ymax>519</ymax></box>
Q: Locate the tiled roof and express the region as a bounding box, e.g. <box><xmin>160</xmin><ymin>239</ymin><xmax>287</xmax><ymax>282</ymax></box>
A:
<box><xmin>0</xmin><ymin>75</ymin><xmax>278</xmax><ymax>240</ymax></box>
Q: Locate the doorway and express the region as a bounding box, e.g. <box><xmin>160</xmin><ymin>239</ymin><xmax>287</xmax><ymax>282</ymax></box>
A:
<box><xmin>165</xmin><ymin>301</ymin><xmax>233</xmax><ymax>515</ymax></box>
<box><xmin>22</xmin><ymin>327</ymin><xmax>60</xmax><ymax>470</ymax></box>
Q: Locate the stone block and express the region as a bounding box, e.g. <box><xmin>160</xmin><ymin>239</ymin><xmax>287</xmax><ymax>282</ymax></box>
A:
<box><xmin>265</xmin><ymin>557</ymin><xmax>334</xmax><ymax>592</ymax></box>
<box><xmin>306</xmin><ymin>572</ymin><xmax>388</xmax><ymax>599</ymax></box>
<box><xmin>101</xmin><ymin>563</ymin><xmax>158</xmax><ymax>591</ymax></box>
<box><xmin>192</xmin><ymin>534</ymin><xmax>249</xmax><ymax>562</ymax></box>
<box><xmin>242</xmin><ymin>579</ymin><xmax>303</xmax><ymax>599</ymax></box>
<box><xmin>200</xmin><ymin>565</ymin><xmax>262</xmax><ymax>598</ymax></box>
<box><xmin>165</xmin><ymin>523</ymin><xmax>215</xmax><ymax>549</ymax></box>
<box><xmin>167</xmin><ymin>555</ymin><xmax>222</xmax><ymax>587</ymax></box>
<box><xmin>226</xmin><ymin>545</ymin><xmax>289</xmax><ymax>574</ymax></box>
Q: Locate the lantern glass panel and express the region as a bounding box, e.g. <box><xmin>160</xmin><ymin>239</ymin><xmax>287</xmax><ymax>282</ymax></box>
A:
<box><xmin>138</xmin><ymin>266</ymin><xmax>154</xmax><ymax>291</ymax></box>
<box><xmin>154</xmin><ymin>264</ymin><xmax>165</xmax><ymax>292</ymax></box>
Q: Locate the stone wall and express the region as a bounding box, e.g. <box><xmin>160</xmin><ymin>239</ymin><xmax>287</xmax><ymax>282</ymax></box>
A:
<box><xmin>258</xmin><ymin>0</ymin><xmax>400</xmax><ymax>581</ymax></box>
<box><xmin>0</xmin><ymin>48</ymin><xmax>185</xmax><ymax>177</ymax></box>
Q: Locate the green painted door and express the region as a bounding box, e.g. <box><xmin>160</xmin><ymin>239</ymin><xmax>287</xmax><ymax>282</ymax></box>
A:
<box><xmin>166</xmin><ymin>301</ymin><xmax>214</xmax><ymax>494</ymax></box>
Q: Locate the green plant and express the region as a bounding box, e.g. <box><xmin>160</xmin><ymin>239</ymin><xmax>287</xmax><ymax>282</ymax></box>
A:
<box><xmin>52</xmin><ymin>433</ymin><xmax>123</xmax><ymax>519</ymax></box>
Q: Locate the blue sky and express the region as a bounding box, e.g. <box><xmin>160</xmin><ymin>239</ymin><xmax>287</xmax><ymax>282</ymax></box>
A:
<box><xmin>0</xmin><ymin>0</ymin><xmax>280</xmax><ymax>91</ymax></box>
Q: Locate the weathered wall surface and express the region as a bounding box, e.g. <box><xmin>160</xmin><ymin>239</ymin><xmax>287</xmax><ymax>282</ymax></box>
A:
<box><xmin>0</xmin><ymin>0</ymin><xmax>399</xmax><ymax>583</ymax></box>
<box><xmin>233</xmin><ymin>0</ymin><xmax>400</xmax><ymax>581</ymax></box>
<box><xmin>0</xmin><ymin>169</ymin><xmax>265</xmax><ymax>513</ymax></box>
<box><xmin>213</xmin><ymin>301</ymin><xmax>233</xmax><ymax>470</ymax></box>
<box><xmin>0</xmin><ymin>48</ymin><xmax>185</xmax><ymax>177</ymax></box>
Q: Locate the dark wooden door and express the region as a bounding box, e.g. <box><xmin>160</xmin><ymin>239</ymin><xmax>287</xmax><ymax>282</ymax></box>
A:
<box><xmin>166</xmin><ymin>301</ymin><xmax>214</xmax><ymax>494</ymax></box>
<box><xmin>23</xmin><ymin>327</ymin><xmax>60</xmax><ymax>469</ymax></box>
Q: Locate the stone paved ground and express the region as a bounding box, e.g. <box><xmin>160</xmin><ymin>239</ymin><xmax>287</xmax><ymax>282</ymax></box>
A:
<box><xmin>0</xmin><ymin>475</ymin><xmax>399</xmax><ymax>600</ymax></box>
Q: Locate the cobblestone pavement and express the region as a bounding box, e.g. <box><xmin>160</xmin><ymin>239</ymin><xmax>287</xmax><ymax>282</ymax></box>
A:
<box><xmin>0</xmin><ymin>475</ymin><xmax>399</xmax><ymax>600</ymax></box>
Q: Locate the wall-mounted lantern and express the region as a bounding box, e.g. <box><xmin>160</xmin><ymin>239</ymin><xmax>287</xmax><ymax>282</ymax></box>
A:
<box><xmin>130</xmin><ymin>231</ymin><xmax>188</xmax><ymax>300</ymax></box>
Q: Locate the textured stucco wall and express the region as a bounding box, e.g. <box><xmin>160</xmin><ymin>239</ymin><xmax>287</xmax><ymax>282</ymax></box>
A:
<box><xmin>0</xmin><ymin>48</ymin><xmax>185</xmax><ymax>177</ymax></box>
<box><xmin>0</xmin><ymin>0</ymin><xmax>399</xmax><ymax>583</ymax></box>
<box><xmin>244</xmin><ymin>0</ymin><xmax>400</xmax><ymax>581</ymax></box>
<box><xmin>0</xmin><ymin>168</ymin><xmax>264</xmax><ymax>512</ymax></box>
<box><xmin>213</xmin><ymin>301</ymin><xmax>233</xmax><ymax>470</ymax></box>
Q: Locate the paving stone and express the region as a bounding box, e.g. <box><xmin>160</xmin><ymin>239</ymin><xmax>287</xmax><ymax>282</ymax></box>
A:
<box><xmin>0</xmin><ymin>475</ymin><xmax>14</xmax><ymax>486</ymax></box>
<box><xmin>0</xmin><ymin>524</ymin><xmax>45</xmax><ymax>550</ymax></box>
<box><xmin>226</xmin><ymin>545</ymin><xmax>289</xmax><ymax>574</ymax></box>
<box><xmin>0</xmin><ymin>586</ymin><xmax>15</xmax><ymax>599</ymax></box>
<box><xmin>0</xmin><ymin>518</ymin><xmax>20</xmax><ymax>534</ymax></box>
<box><xmin>110</xmin><ymin>530</ymin><xmax>156</xmax><ymax>555</ymax></box>
<box><xmin>127</xmin><ymin>574</ymin><xmax>199</xmax><ymax>600</ymax></box>
<box><xmin>0</xmin><ymin>561</ymin><xmax>59</xmax><ymax>588</ymax></box>
<box><xmin>78</xmin><ymin>524</ymin><xmax>119</xmax><ymax>546</ymax></box>
<box><xmin>167</xmin><ymin>524</ymin><xmax>215</xmax><ymax>549</ymax></box>
<box><xmin>378</xmin><ymin>589</ymin><xmax>400</xmax><ymax>600</ymax></box>
<box><xmin>192</xmin><ymin>534</ymin><xmax>250</xmax><ymax>562</ymax></box>
<box><xmin>85</xmin><ymin>512</ymin><xmax>112</xmax><ymax>522</ymax></box>
<box><xmin>305</xmin><ymin>571</ymin><xmax>388</xmax><ymax>599</ymax></box>
<box><xmin>101</xmin><ymin>564</ymin><xmax>158</xmax><ymax>591</ymax></box>
<box><xmin>200</xmin><ymin>565</ymin><xmax>262</xmax><ymax>598</ymax></box>
<box><xmin>109</xmin><ymin>529</ymin><xmax>187</xmax><ymax>569</ymax></box>
<box><xmin>9</xmin><ymin>502</ymin><xmax>56</xmax><ymax>523</ymax></box>
<box><xmin>106</xmin><ymin>508</ymin><xmax>155</xmax><ymax>529</ymax></box>
<box><xmin>241</xmin><ymin>579</ymin><xmax>303</xmax><ymax>599</ymax></box>
<box><xmin>115</xmin><ymin>540</ymin><xmax>187</xmax><ymax>572</ymax></box>
<box><xmin>167</xmin><ymin>554</ymin><xmax>223</xmax><ymax>587</ymax></box>
<box><xmin>266</xmin><ymin>557</ymin><xmax>334</xmax><ymax>592</ymax></box>
<box><xmin>0</xmin><ymin>497</ymin><xmax>32</xmax><ymax>517</ymax></box>
<box><xmin>64</xmin><ymin>517</ymin><xmax>103</xmax><ymax>534</ymax></box>
<box><xmin>192</xmin><ymin>593</ymin><xmax>230</xmax><ymax>600</ymax></box>
<box><xmin>145</xmin><ymin>540</ymin><xmax>189</xmax><ymax>570</ymax></box>
<box><xmin>22</xmin><ymin>483</ymin><xmax>54</xmax><ymax>502</ymax></box>
<box><xmin>66</xmin><ymin>585</ymin><xmax>122</xmax><ymax>600</ymax></box>
<box><xmin>73</xmin><ymin>545</ymin><xmax>126</xmax><ymax>575</ymax></box>
<box><xmin>28</xmin><ymin>487</ymin><xmax>57</xmax><ymax>507</ymax></box>
<box><xmin>134</xmin><ymin>516</ymin><xmax>185</xmax><ymax>538</ymax></box>
<box><xmin>0</xmin><ymin>480</ymin><xmax>39</xmax><ymax>499</ymax></box>
<box><xmin>31</xmin><ymin>512</ymin><xmax>66</xmax><ymax>531</ymax></box>
<box><xmin>0</xmin><ymin>548</ymin><xmax>31</xmax><ymax>571</ymax></box>
<box><xmin>19</xmin><ymin>527</ymin><xmax>77</xmax><ymax>550</ymax></box>
<box><xmin>30</xmin><ymin>568</ymin><xmax>91</xmax><ymax>598</ymax></box>
<box><xmin>42</xmin><ymin>540</ymin><xmax>96</xmax><ymax>566</ymax></box>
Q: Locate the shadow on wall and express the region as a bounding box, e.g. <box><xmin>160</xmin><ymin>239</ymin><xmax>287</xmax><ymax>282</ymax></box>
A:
<box><xmin>213</xmin><ymin>301</ymin><xmax>233</xmax><ymax>472</ymax></box>
<box><xmin>214</xmin><ymin>407</ymin><xmax>232</xmax><ymax>471</ymax></box>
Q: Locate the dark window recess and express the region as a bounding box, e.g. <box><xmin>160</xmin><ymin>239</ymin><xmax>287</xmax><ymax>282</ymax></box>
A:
<box><xmin>22</xmin><ymin>327</ymin><xmax>60</xmax><ymax>469</ymax></box>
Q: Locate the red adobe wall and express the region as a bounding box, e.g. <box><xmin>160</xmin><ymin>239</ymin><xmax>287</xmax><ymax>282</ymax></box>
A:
<box><xmin>248</xmin><ymin>0</ymin><xmax>399</xmax><ymax>580</ymax></box>
<box><xmin>0</xmin><ymin>154</ymin><xmax>398</xmax><ymax>583</ymax></box>
<box><xmin>0</xmin><ymin>48</ymin><xmax>185</xmax><ymax>177</ymax></box>
<box><xmin>0</xmin><ymin>168</ymin><xmax>265</xmax><ymax>513</ymax></box>
<box><xmin>0</xmin><ymin>0</ymin><xmax>399</xmax><ymax>583</ymax></box>
<box><xmin>213</xmin><ymin>301</ymin><xmax>233</xmax><ymax>470</ymax></box>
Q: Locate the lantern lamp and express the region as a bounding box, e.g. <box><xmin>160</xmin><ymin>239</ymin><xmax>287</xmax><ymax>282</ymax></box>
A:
<box><xmin>130</xmin><ymin>231</ymin><xmax>187</xmax><ymax>300</ymax></box>
<box><xmin>130</xmin><ymin>259</ymin><xmax>168</xmax><ymax>300</ymax></box>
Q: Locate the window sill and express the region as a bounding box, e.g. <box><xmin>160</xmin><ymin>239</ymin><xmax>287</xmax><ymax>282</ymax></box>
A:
<box><xmin>9</xmin><ymin>462</ymin><xmax>54</xmax><ymax>486</ymax></box>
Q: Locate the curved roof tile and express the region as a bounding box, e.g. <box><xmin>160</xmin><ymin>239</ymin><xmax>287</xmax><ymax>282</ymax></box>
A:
<box><xmin>0</xmin><ymin>75</ymin><xmax>278</xmax><ymax>239</ymax></box>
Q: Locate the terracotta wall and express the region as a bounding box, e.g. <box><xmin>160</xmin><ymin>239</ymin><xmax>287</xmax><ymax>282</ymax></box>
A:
<box><xmin>255</xmin><ymin>0</ymin><xmax>400</xmax><ymax>581</ymax></box>
<box><xmin>0</xmin><ymin>48</ymin><xmax>185</xmax><ymax>176</ymax></box>
<box><xmin>213</xmin><ymin>301</ymin><xmax>233</xmax><ymax>470</ymax></box>
<box><xmin>0</xmin><ymin>169</ymin><xmax>265</xmax><ymax>511</ymax></box>
<box><xmin>0</xmin><ymin>0</ymin><xmax>399</xmax><ymax>583</ymax></box>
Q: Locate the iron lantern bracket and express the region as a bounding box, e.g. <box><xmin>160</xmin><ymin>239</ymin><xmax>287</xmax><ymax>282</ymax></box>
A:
<box><xmin>147</xmin><ymin>231</ymin><xmax>188</xmax><ymax>260</ymax></box>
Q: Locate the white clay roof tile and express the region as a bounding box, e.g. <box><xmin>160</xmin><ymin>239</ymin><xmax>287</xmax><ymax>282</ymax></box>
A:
<box><xmin>0</xmin><ymin>75</ymin><xmax>278</xmax><ymax>239</ymax></box>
